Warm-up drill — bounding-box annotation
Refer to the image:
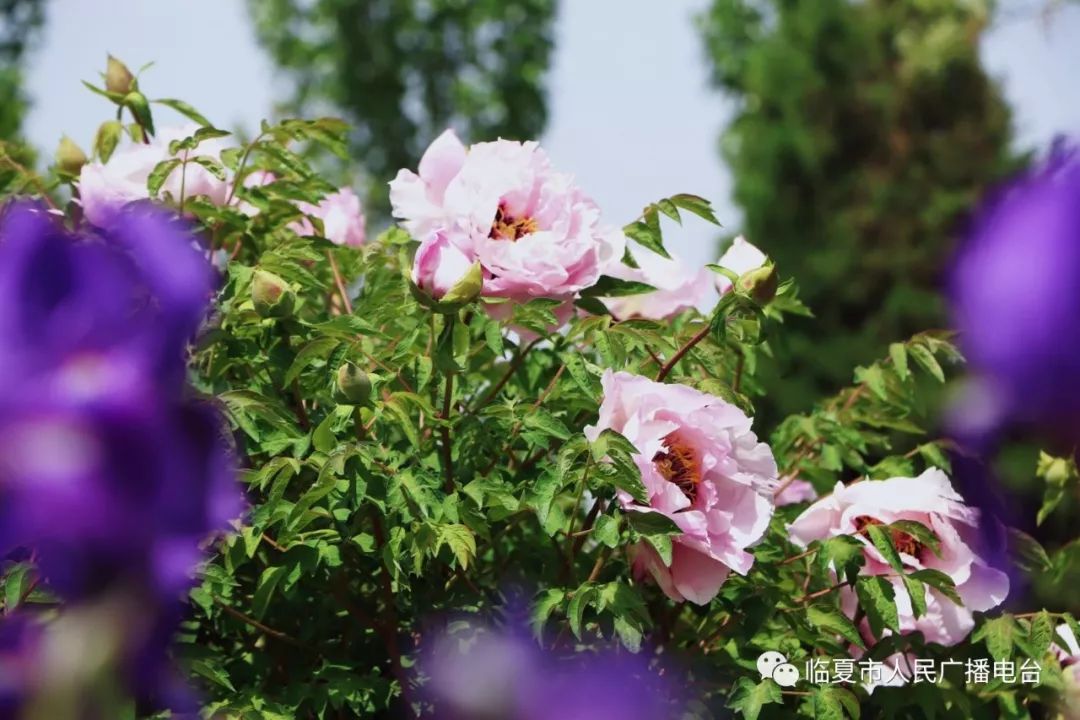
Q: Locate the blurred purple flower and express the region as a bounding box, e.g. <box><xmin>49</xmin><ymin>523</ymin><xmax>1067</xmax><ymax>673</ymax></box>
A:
<box><xmin>423</xmin><ymin>617</ymin><xmax>683</xmax><ymax>719</ymax></box>
<box><xmin>948</xmin><ymin>145</ymin><xmax>1080</xmax><ymax>444</ymax></box>
<box><xmin>0</xmin><ymin>201</ymin><xmax>243</xmax><ymax>710</ymax></box>
<box><xmin>0</xmin><ymin>615</ymin><xmax>40</xmax><ymax>715</ymax></box>
<box><xmin>0</xmin><ymin>202</ymin><xmax>242</xmax><ymax>600</ymax></box>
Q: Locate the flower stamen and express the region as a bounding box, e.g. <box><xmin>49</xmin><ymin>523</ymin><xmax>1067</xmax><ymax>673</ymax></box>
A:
<box><xmin>653</xmin><ymin>433</ymin><xmax>701</xmax><ymax>503</ymax></box>
<box><xmin>853</xmin><ymin>515</ymin><xmax>923</xmax><ymax>558</ymax></box>
<box><xmin>489</xmin><ymin>203</ymin><xmax>538</xmax><ymax>241</ymax></box>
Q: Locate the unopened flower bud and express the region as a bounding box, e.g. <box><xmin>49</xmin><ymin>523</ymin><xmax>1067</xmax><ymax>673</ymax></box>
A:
<box><xmin>105</xmin><ymin>55</ymin><xmax>136</xmax><ymax>95</ymax></box>
<box><xmin>737</xmin><ymin>264</ymin><xmax>778</xmax><ymax>305</ymax></box>
<box><xmin>409</xmin><ymin>231</ymin><xmax>483</xmax><ymax>312</ymax></box>
<box><xmin>251</xmin><ymin>270</ymin><xmax>295</xmax><ymax>319</ymax></box>
<box><xmin>334</xmin><ymin>362</ymin><xmax>372</xmax><ymax>405</ymax></box>
<box><xmin>55</xmin><ymin>136</ymin><xmax>88</xmax><ymax>176</ymax></box>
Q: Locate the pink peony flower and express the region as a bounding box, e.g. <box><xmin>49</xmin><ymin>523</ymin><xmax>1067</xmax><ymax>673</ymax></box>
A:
<box><xmin>584</xmin><ymin>371</ymin><xmax>777</xmax><ymax>604</ymax></box>
<box><xmin>1054</xmin><ymin>623</ymin><xmax>1080</xmax><ymax>685</ymax></box>
<box><xmin>603</xmin><ymin>246</ymin><xmax>718</xmax><ymax>321</ymax></box>
<box><xmin>78</xmin><ymin>124</ymin><xmax>230</xmax><ymax>227</ymax></box>
<box><xmin>412</xmin><ymin>231</ymin><xmax>476</xmax><ymax>300</ymax></box>
<box><xmin>775</xmin><ymin>478</ymin><xmax>818</xmax><ymax>507</ymax></box>
<box><xmin>292</xmin><ymin>187</ymin><xmax>366</xmax><ymax>247</ymax></box>
<box><xmin>714</xmin><ymin>236</ymin><xmax>767</xmax><ymax>294</ymax></box>
<box><xmin>389</xmin><ymin>129</ymin><xmax>625</xmax><ymax>304</ymax></box>
<box><xmin>788</xmin><ymin>469</ymin><xmax>1010</xmax><ymax>646</ymax></box>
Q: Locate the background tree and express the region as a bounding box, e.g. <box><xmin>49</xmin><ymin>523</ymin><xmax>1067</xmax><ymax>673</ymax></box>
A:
<box><xmin>700</xmin><ymin>0</ymin><xmax>1017</xmax><ymax>423</ymax></box>
<box><xmin>248</xmin><ymin>0</ymin><xmax>557</xmax><ymax>212</ymax></box>
<box><xmin>0</xmin><ymin>0</ymin><xmax>46</xmax><ymax>151</ymax></box>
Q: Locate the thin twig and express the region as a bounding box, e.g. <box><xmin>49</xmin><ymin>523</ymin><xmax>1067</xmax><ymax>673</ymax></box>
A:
<box><xmin>470</xmin><ymin>337</ymin><xmax>542</xmax><ymax>412</ymax></box>
<box><xmin>656</xmin><ymin>324</ymin><xmax>711</xmax><ymax>382</ymax></box>
<box><xmin>213</xmin><ymin>597</ymin><xmax>310</xmax><ymax>650</ymax></box>
<box><xmin>439</xmin><ymin>373</ymin><xmax>455</xmax><ymax>493</ymax></box>
<box><xmin>327</xmin><ymin>250</ymin><xmax>353</xmax><ymax>314</ymax></box>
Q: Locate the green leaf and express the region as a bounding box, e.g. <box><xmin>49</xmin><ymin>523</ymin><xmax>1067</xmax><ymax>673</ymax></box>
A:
<box><xmin>888</xmin><ymin>520</ymin><xmax>941</xmax><ymax>557</ymax></box>
<box><xmin>593</xmin><ymin>514</ymin><xmax>620</xmax><ymax>548</ymax></box>
<box><xmin>523</xmin><ymin>408</ymin><xmax>571</xmax><ymax>440</ymax></box>
<box><xmin>623</xmin><ymin>220</ymin><xmax>669</xmax><ymax>259</ymax></box>
<box><xmin>1028</xmin><ymin>610</ymin><xmax>1054</xmax><ymax>657</ymax></box>
<box><xmin>153</xmin><ymin>97</ymin><xmax>213</xmax><ymax>126</ymax></box>
<box><xmin>908</xmin><ymin>343</ymin><xmax>945</xmax><ymax>383</ymax></box>
<box><xmin>94</xmin><ymin>120</ymin><xmax>124</xmax><ymax>162</ymax></box>
<box><xmin>251</xmin><ymin>565</ymin><xmax>288</xmax><ymax>620</ymax></box>
<box><xmin>865</xmin><ymin>523</ymin><xmax>904</xmax><ymax>573</ymax></box>
<box><xmin>189</xmin><ymin>659</ymin><xmax>235</xmax><ymax>693</ymax></box>
<box><xmin>147</xmin><ymin>157</ymin><xmax>182</xmax><ymax>195</ymax></box>
<box><xmin>436</xmin><ymin>524</ymin><xmax>477</xmax><ymax>570</ymax></box>
<box><xmin>727</xmin><ymin>677</ymin><xmax>782</xmax><ymax>720</ymax></box>
<box><xmin>889</xmin><ymin>342</ymin><xmax>909</xmax><ymax>381</ymax></box>
<box><xmin>3</xmin><ymin>563</ymin><xmax>33</xmax><ymax>612</ymax></box>
<box><xmin>973</xmin><ymin>615</ymin><xmax>1017</xmax><ymax>662</ymax></box>
<box><xmin>855</xmin><ymin>575</ymin><xmax>899</xmax><ymax>639</ymax></box>
<box><xmin>567</xmin><ymin>584</ymin><xmax>596</xmax><ymax>639</ymax></box>
<box><xmin>644</xmin><ymin>533</ymin><xmax>672</xmax><ymax>565</ymax></box>
<box><xmin>190</xmin><ymin>154</ymin><xmax>228</xmax><ymax>182</ymax></box>
<box><xmin>1008</xmin><ymin>528</ymin><xmax>1051</xmax><ymax>574</ymax></box>
<box><xmin>901</xmin><ymin>574</ymin><xmax>927</xmax><ymax>619</ymax></box>
<box><xmin>814</xmin><ymin>687</ymin><xmax>860</xmax><ymax>720</ymax></box>
<box><xmin>854</xmin><ymin>365</ymin><xmax>888</xmax><ymax>401</ymax></box>
<box><xmin>807</xmin><ymin>604</ymin><xmax>864</xmax><ymax>649</ymax></box>
<box><xmin>283</xmin><ymin>336</ymin><xmax>340</xmax><ymax>386</ymax></box>
<box><xmin>627</xmin><ymin>511</ymin><xmax>682</xmax><ymax>536</ymax></box>
<box><xmin>670</xmin><ymin>193</ymin><xmax>721</xmax><ymax>225</ymax></box>
<box><xmin>531</xmin><ymin>588</ymin><xmax>565</xmax><ymax>638</ymax></box>
<box><xmin>590</xmin><ymin>428</ymin><xmax>640</xmax><ymax>463</ymax></box>
<box><xmin>580</xmin><ymin>275</ymin><xmax>656</xmax><ymax>298</ymax></box>
<box><xmin>909</xmin><ymin>568</ymin><xmax>962</xmax><ymax>606</ymax></box>
<box><xmin>564</xmin><ymin>352</ymin><xmax>598</xmax><ymax>396</ymax></box>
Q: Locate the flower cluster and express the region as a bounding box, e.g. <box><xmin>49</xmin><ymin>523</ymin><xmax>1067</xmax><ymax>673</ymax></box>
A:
<box><xmin>78</xmin><ymin>124</ymin><xmax>366</xmax><ymax>246</ymax></box>
<box><xmin>0</xmin><ymin>203</ymin><xmax>242</xmax><ymax>709</ymax></box>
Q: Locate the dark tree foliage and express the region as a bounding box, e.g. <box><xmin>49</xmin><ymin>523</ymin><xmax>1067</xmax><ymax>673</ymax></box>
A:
<box><xmin>248</xmin><ymin>0</ymin><xmax>556</xmax><ymax>211</ymax></box>
<box><xmin>700</xmin><ymin>0</ymin><xmax>1017</xmax><ymax>421</ymax></box>
<box><xmin>0</xmin><ymin>0</ymin><xmax>45</xmax><ymax>146</ymax></box>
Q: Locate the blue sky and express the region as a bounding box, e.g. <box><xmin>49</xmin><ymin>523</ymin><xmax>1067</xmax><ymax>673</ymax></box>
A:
<box><xmin>23</xmin><ymin>0</ymin><xmax>1080</xmax><ymax>268</ymax></box>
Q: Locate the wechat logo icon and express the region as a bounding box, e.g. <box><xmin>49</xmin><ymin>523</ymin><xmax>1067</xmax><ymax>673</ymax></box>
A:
<box><xmin>757</xmin><ymin>650</ymin><xmax>800</xmax><ymax>688</ymax></box>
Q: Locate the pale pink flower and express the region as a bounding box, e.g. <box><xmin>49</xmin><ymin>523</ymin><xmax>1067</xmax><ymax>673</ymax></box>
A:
<box><xmin>389</xmin><ymin>129</ymin><xmax>624</xmax><ymax>304</ymax></box>
<box><xmin>78</xmin><ymin>124</ymin><xmax>230</xmax><ymax>227</ymax></box>
<box><xmin>292</xmin><ymin>187</ymin><xmax>366</xmax><ymax>247</ymax></box>
<box><xmin>788</xmin><ymin>469</ymin><xmax>1010</xmax><ymax>646</ymax></box>
<box><xmin>603</xmin><ymin>246</ymin><xmax>718</xmax><ymax>321</ymax></box>
<box><xmin>412</xmin><ymin>231</ymin><xmax>475</xmax><ymax>299</ymax></box>
<box><xmin>584</xmin><ymin>371</ymin><xmax>777</xmax><ymax>605</ymax></box>
<box><xmin>715</xmin><ymin>236</ymin><xmax>767</xmax><ymax>294</ymax></box>
<box><xmin>775</xmin><ymin>478</ymin><xmax>818</xmax><ymax>507</ymax></box>
<box><xmin>1054</xmin><ymin>623</ymin><xmax>1080</xmax><ymax>685</ymax></box>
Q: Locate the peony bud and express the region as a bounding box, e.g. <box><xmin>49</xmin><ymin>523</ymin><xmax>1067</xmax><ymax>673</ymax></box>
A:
<box><xmin>105</xmin><ymin>55</ymin><xmax>136</xmax><ymax>95</ymax></box>
<box><xmin>55</xmin><ymin>136</ymin><xmax>88</xmax><ymax>176</ymax></box>
<box><xmin>737</xmin><ymin>264</ymin><xmax>778</xmax><ymax>305</ymax></box>
<box><xmin>251</xmin><ymin>270</ymin><xmax>295</xmax><ymax>319</ymax></box>
<box><xmin>410</xmin><ymin>231</ymin><xmax>483</xmax><ymax>312</ymax></box>
<box><xmin>334</xmin><ymin>362</ymin><xmax>372</xmax><ymax>405</ymax></box>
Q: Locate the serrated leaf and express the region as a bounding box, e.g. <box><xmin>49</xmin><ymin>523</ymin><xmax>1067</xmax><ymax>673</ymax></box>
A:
<box><xmin>908</xmin><ymin>343</ymin><xmax>945</xmax><ymax>383</ymax></box>
<box><xmin>973</xmin><ymin>615</ymin><xmax>1017</xmax><ymax>662</ymax></box>
<box><xmin>593</xmin><ymin>514</ymin><xmax>620</xmax><ymax>548</ymax></box>
<box><xmin>1029</xmin><ymin>610</ymin><xmax>1054</xmax><ymax>657</ymax></box>
<box><xmin>807</xmin><ymin>604</ymin><xmax>864</xmax><ymax>649</ymax></box>
<box><xmin>855</xmin><ymin>575</ymin><xmax>899</xmax><ymax>639</ymax></box>
<box><xmin>888</xmin><ymin>520</ymin><xmax>941</xmax><ymax>557</ymax></box>
<box><xmin>727</xmin><ymin>677</ymin><xmax>782</xmax><ymax>720</ymax></box>
<box><xmin>889</xmin><ymin>342</ymin><xmax>909</xmax><ymax>381</ymax></box>
<box><xmin>567</xmin><ymin>584</ymin><xmax>595</xmax><ymax>639</ymax></box>
<box><xmin>531</xmin><ymin>588</ymin><xmax>565</xmax><ymax>638</ymax></box>
<box><xmin>909</xmin><ymin>568</ymin><xmax>962</xmax><ymax>606</ymax></box>
<box><xmin>523</xmin><ymin>408</ymin><xmax>571</xmax><ymax>440</ymax></box>
<box><xmin>865</xmin><ymin>523</ymin><xmax>904</xmax><ymax>573</ymax></box>
<box><xmin>147</xmin><ymin>157</ymin><xmax>182</xmax><ymax>195</ymax></box>
<box><xmin>436</xmin><ymin>524</ymin><xmax>476</xmax><ymax>570</ymax></box>
<box><xmin>901</xmin><ymin>574</ymin><xmax>927</xmax><ymax>619</ymax></box>
<box><xmin>670</xmin><ymin>193</ymin><xmax>721</xmax><ymax>225</ymax></box>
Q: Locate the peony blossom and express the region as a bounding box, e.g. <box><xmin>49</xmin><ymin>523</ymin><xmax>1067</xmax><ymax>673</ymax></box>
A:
<box><xmin>292</xmin><ymin>187</ymin><xmax>366</xmax><ymax>247</ymax></box>
<box><xmin>584</xmin><ymin>371</ymin><xmax>777</xmax><ymax>604</ymax></box>
<box><xmin>788</xmin><ymin>469</ymin><xmax>1010</xmax><ymax>646</ymax></box>
<box><xmin>78</xmin><ymin>124</ymin><xmax>230</xmax><ymax>227</ymax></box>
<box><xmin>1054</xmin><ymin>623</ymin><xmax>1080</xmax><ymax>685</ymax></box>
<box><xmin>714</xmin><ymin>235</ymin><xmax>767</xmax><ymax>294</ymax></box>
<box><xmin>390</xmin><ymin>129</ymin><xmax>624</xmax><ymax>305</ymax></box>
<box><xmin>603</xmin><ymin>246</ymin><xmax>717</xmax><ymax>321</ymax></box>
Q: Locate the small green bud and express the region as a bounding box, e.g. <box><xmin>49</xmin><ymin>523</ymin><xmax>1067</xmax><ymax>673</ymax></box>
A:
<box><xmin>334</xmin><ymin>362</ymin><xmax>372</xmax><ymax>405</ymax></box>
<box><xmin>55</xmin><ymin>136</ymin><xmax>88</xmax><ymax>176</ymax></box>
<box><xmin>737</xmin><ymin>264</ymin><xmax>778</xmax><ymax>305</ymax></box>
<box><xmin>123</xmin><ymin>91</ymin><xmax>155</xmax><ymax>138</ymax></box>
<box><xmin>251</xmin><ymin>270</ymin><xmax>295</xmax><ymax>319</ymax></box>
<box><xmin>105</xmin><ymin>55</ymin><xmax>136</xmax><ymax>95</ymax></box>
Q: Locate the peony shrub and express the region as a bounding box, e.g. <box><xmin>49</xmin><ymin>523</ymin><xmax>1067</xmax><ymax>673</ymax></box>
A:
<box><xmin>0</xmin><ymin>57</ymin><xmax>1078</xmax><ymax>720</ymax></box>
